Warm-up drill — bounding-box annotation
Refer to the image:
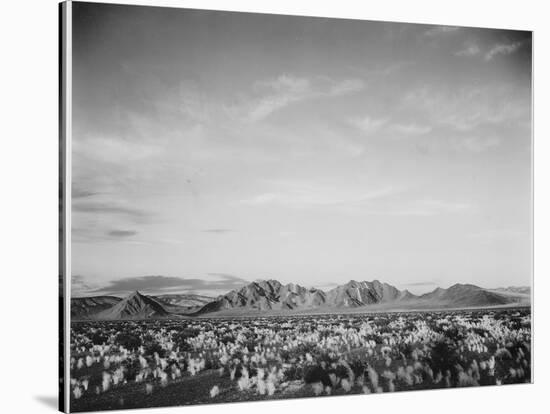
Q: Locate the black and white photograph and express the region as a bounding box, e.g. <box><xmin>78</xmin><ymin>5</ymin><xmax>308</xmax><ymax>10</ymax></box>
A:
<box><xmin>61</xmin><ymin>1</ymin><xmax>532</xmax><ymax>412</ymax></box>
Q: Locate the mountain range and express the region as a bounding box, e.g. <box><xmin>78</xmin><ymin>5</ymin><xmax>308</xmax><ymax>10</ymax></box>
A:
<box><xmin>71</xmin><ymin>292</ymin><xmax>213</xmax><ymax>319</ymax></box>
<box><xmin>71</xmin><ymin>279</ymin><xmax>530</xmax><ymax>320</ymax></box>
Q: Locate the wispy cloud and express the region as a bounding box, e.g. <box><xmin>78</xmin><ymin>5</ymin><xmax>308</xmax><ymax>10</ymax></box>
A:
<box><xmin>398</xmin><ymin>281</ymin><xmax>439</xmax><ymax>294</ymax></box>
<box><xmin>401</xmin><ymin>281</ymin><xmax>438</xmax><ymax>287</ymax></box>
<box><xmin>400</xmin><ymin>85</ymin><xmax>529</xmax><ymax>152</ymax></box>
<box><xmin>390</xmin><ymin>123</ymin><xmax>432</xmax><ymax>136</ymax></box>
<box><xmin>73</xmin><ymin>136</ymin><xmax>163</xmax><ymax>164</ymax></box>
<box><xmin>362</xmin><ymin>198</ymin><xmax>474</xmax><ymax>217</ymax></box>
<box><xmin>455</xmin><ymin>43</ymin><xmax>481</xmax><ymax>57</ymax></box>
<box><xmin>72</xmin><ymin>187</ymin><xmax>98</xmax><ymax>199</ymax></box>
<box><xmin>238</xmin><ymin>181</ymin><xmax>471</xmax><ymax>217</ymax></box>
<box><xmin>73</xmin><ymin>227</ymin><xmax>146</xmax><ymax>244</ymax></box>
<box><xmin>328</xmin><ymin>78</ymin><xmax>366</xmax><ymax>96</ymax></box>
<box><xmin>408</xmin><ymin>199</ymin><xmax>473</xmax><ymax>215</ymax></box>
<box><xmin>243</xmin><ymin>74</ymin><xmax>365</xmax><ymax>122</ymax></box>
<box><xmin>469</xmin><ymin>229</ymin><xmax>526</xmax><ymax>242</ymax></box>
<box><xmin>424</xmin><ymin>26</ymin><xmax>460</xmax><ymax>37</ymax></box>
<box><xmin>485</xmin><ymin>41</ymin><xmax>524</xmax><ymax>61</ymax></box>
<box><xmin>87</xmin><ymin>274</ymin><xmax>250</xmax><ymax>296</ymax></box>
<box><xmin>452</xmin><ymin>136</ymin><xmax>500</xmax><ymax>153</ymax></box>
<box><xmin>349</xmin><ymin>116</ymin><xmax>388</xmax><ymax>135</ymax></box>
<box><xmin>107</xmin><ymin>229</ymin><xmax>138</xmax><ymax>237</ymax></box>
<box><xmin>240</xmin><ymin>182</ymin><xmax>397</xmax><ymax>209</ymax></box>
<box><xmin>202</xmin><ymin>229</ymin><xmax>236</xmax><ymax>234</ymax></box>
<box><xmin>349</xmin><ymin>117</ymin><xmax>432</xmax><ymax>138</ymax></box>
<box><xmin>71</xmin><ymin>275</ymin><xmax>101</xmax><ymax>297</ymax></box>
<box><xmin>73</xmin><ymin>201</ymin><xmax>152</xmax><ymax>222</ymax></box>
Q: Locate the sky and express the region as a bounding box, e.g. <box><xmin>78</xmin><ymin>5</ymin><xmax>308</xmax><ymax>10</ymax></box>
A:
<box><xmin>70</xmin><ymin>2</ymin><xmax>532</xmax><ymax>297</ymax></box>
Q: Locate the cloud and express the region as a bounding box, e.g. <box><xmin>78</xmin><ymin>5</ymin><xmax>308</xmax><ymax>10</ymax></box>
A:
<box><xmin>349</xmin><ymin>117</ymin><xmax>432</xmax><ymax>138</ymax></box>
<box><xmin>400</xmin><ymin>85</ymin><xmax>530</xmax><ymax>151</ymax></box>
<box><xmin>361</xmin><ymin>198</ymin><xmax>474</xmax><ymax>217</ymax></box>
<box><xmin>107</xmin><ymin>229</ymin><xmax>138</xmax><ymax>237</ymax></box>
<box><xmin>247</xmin><ymin>75</ymin><xmax>310</xmax><ymax>121</ymax></box>
<box><xmin>73</xmin><ymin>136</ymin><xmax>163</xmax><ymax>164</ymax></box>
<box><xmin>391</xmin><ymin>123</ymin><xmax>432</xmax><ymax>136</ymax></box>
<box><xmin>452</xmin><ymin>136</ymin><xmax>500</xmax><ymax>153</ymax></box>
<box><xmin>73</xmin><ymin>227</ymin><xmax>146</xmax><ymax>244</ymax></box>
<box><xmin>424</xmin><ymin>26</ymin><xmax>460</xmax><ymax>37</ymax></box>
<box><xmin>202</xmin><ymin>229</ymin><xmax>236</xmax><ymax>234</ymax></box>
<box><xmin>398</xmin><ymin>281</ymin><xmax>439</xmax><ymax>294</ymax></box>
<box><xmin>72</xmin><ymin>187</ymin><xmax>98</xmax><ymax>199</ymax></box>
<box><xmin>239</xmin><ymin>182</ymin><xmax>397</xmax><ymax>209</ymax></box>
<box><xmin>485</xmin><ymin>41</ymin><xmax>523</xmax><ymax>61</ymax></box>
<box><xmin>71</xmin><ymin>275</ymin><xmax>100</xmax><ymax>297</ymax></box>
<box><xmin>455</xmin><ymin>44</ymin><xmax>481</xmax><ymax>57</ymax></box>
<box><xmin>393</xmin><ymin>199</ymin><xmax>473</xmax><ymax>216</ymax></box>
<box><xmin>89</xmin><ymin>274</ymin><xmax>250</xmax><ymax>296</ymax></box>
<box><xmin>401</xmin><ymin>281</ymin><xmax>438</xmax><ymax>287</ymax></box>
<box><xmin>207</xmin><ymin>273</ymin><xmax>247</xmax><ymax>282</ymax></box>
<box><xmin>244</xmin><ymin>74</ymin><xmax>365</xmax><ymax>122</ymax></box>
<box><xmin>72</xmin><ymin>202</ymin><xmax>151</xmax><ymax>222</ymax></box>
<box><xmin>349</xmin><ymin>116</ymin><xmax>388</xmax><ymax>135</ymax></box>
<box><xmin>469</xmin><ymin>229</ymin><xmax>526</xmax><ymax>242</ymax></box>
<box><xmin>312</xmin><ymin>282</ymin><xmax>339</xmax><ymax>290</ymax></box>
<box><xmin>328</xmin><ymin>78</ymin><xmax>366</xmax><ymax>96</ymax></box>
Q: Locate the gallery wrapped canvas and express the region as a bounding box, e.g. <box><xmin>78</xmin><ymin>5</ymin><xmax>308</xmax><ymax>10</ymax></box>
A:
<box><xmin>59</xmin><ymin>1</ymin><xmax>532</xmax><ymax>412</ymax></box>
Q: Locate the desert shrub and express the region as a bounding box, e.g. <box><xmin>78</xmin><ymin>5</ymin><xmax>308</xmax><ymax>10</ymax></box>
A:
<box><xmin>284</xmin><ymin>364</ymin><xmax>304</xmax><ymax>381</ymax></box>
<box><xmin>116</xmin><ymin>333</ymin><xmax>142</xmax><ymax>350</ymax></box>
<box><xmin>304</xmin><ymin>365</ymin><xmax>331</xmax><ymax>386</ymax></box>
<box><xmin>143</xmin><ymin>341</ymin><xmax>165</xmax><ymax>357</ymax></box>
<box><xmin>429</xmin><ymin>340</ymin><xmax>460</xmax><ymax>378</ymax></box>
<box><xmin>124</xmin><ymin>359</ymin><xmax>142</xmax><ymax>380</ymax></box>
<box><xmin>398</xmin><ymin>343</ymin><xmax>414</xmax><ymax>359</ymax></box>
<box><xmin>89</xmin><ymin>331</ymin><xmax>109</xmax><ymax>345</ymax></box>
<box><xmin>443</xmin><ymin>326</ymin><xmax>464</xmax><ymax>342</ymax></box>
<box><xmin>348</xmin><ymin>358</ymin><xmax>368</xmax><ymax>377</ymax></box>
<box><xmin>219</xmin><ymin>334</ymin><xmax>235</xmax><ymax>345</ymax></box>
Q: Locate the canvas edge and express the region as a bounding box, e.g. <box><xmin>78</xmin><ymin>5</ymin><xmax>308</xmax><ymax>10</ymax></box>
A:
<box><xmin>59</xmin><ymin>1</ymin><xmax>72</xmax><ymax>412</ymax></box>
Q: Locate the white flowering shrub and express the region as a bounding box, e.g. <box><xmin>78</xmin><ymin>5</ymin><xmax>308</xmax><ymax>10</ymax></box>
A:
<box><xmin>69</xmin><ymin>308</ymin><xmax>531</xmax><ymax>411</ymax></box>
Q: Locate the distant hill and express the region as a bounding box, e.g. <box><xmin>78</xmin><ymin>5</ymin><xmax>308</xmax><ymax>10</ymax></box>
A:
<box><xmin>154</xmin><ymin>293</ymin><xmax>214</xmax><ymax>307</ymax></box>
<box><xmin>153</xmin><ymin>294</ymin><xmax>214</xmax><ymax>314</ymax></box>
<box><xmin>418</xmin><ymin>283</ymin><xmax>514</xmax><ymax>308</ymax></box>
<box><xmin>493</xmin><ymin>286</ymin><xmax>531</xmax><ymax>296</ymax></box>
<box><xmin>96</xmin><ymin>291</ymin><xmax>169</xmax><ymax>320</ymax></box>
<box><xmin>71</xmin><ymin>296</ymin><xmax>122</xmax><ymax>319</ymax></box>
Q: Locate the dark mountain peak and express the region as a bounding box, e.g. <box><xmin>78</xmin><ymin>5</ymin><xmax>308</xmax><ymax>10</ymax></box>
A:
<box><xmin>196</xmin><ymin>278</ymin><xmax>329</xmax><ymax>314</ymax></box>
<box><xmin>96</xmin><ymin>290</ymin><xmax>168</xmax><ymax>320</ymax></box>
<box><xmin>325</xmin><ymin>279</ymin><xmax>407</xmax><ymax>307</ymax></box>
<box><xmin>251</xmin><ymin>279</ymin><xmax>282</xmax><ymax>291</ymax></box>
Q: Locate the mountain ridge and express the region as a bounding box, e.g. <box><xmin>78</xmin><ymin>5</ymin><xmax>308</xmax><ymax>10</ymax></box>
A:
<box><xmin>71</xmin><ymin>279</ymin><xmax>530</xmax><ymax>320</ymax></box>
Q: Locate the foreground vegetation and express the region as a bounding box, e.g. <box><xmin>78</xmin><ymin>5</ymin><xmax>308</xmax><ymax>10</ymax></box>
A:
<box><xmin>70</xmin><ymin>308</ymin><xmax>531</xmax><ymax>412</ymax></box>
